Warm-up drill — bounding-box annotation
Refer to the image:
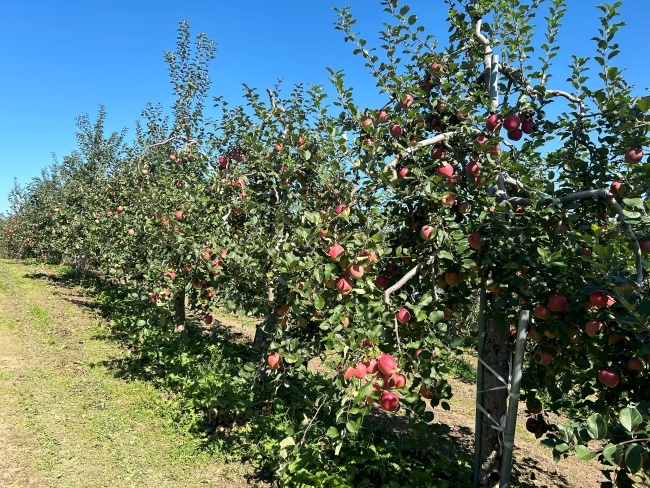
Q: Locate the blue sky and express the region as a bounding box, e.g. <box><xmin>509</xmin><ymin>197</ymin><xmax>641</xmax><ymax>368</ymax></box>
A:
<box><xmin>1</xmin><ymin>0</ymin><xmax>649</xmax><ymax>215</ymax></box>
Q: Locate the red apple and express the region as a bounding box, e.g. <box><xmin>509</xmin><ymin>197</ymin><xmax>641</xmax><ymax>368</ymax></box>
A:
<box><xmin>503</xmin><ymin>114</ymin><xmax>521</xmax><ymax>131</ymax></box>
<box><xmin>534</xmin><ymin>350</ymin><xmax>552</xmax><ymax>365</ymax></box>
<box><xmin>598</xmin><ymin>368</ymin><xmax>620</xmax><ymax>388</ymax></box>
<box><xmin>203</xmin><ymin>314</ymin><xmax>213</xmax><ymax>325</ymax></box>
<box><xmin>468</xmin><ymin>232</ymin><xmax>484</xmax><ymax>249</ymax></box>
<box><xmin>625</xmin><ymin>148</ymin><xmax>643</xmax><ymax>163</ymax></box>
<box><xmin>521</xmin><ymin>119</ymin><xmax>535</xmax><ymax>134</ymax></box>
<box><xmin>348</xmin><ymin>264</ymin><xmax>365</xmax><ymax>279</ymax></box>
<box><xmin>458</xmin><ymin>202</ymin><xmax>472</xmax><ymax>214</ymax></box>
<box><xmin>336</xmin><ymin>277</ymin><xmax>353</xmax><ymax>295</ymax></box>
<box><xmin>268</xmin><ymin>352</ymin><xmax>282</xmax><ymax>370</ymax></box>
<box><xmin>375</xmin><ymin>275</ymin><xmax>389</xmax><ymax>289</ymax></box>
<box><xmin>396</xmin><ymin>308</ymin><xmax>411</xmax><ymax>324</ymax></box>
<box><xmin>626</xmin><ymin>357</ymin><xmax>645</xmax><ymax>373</ymax></box>
<box><xmin>398</xmin><ymin>167</ymin><xmax>409</xmax><ymax>178</ymax></box>
<box><xmin>547</xmin><ymin>294</ymin><xmax>568</xmax><ymax>312</ymax></box>
<box><xmin>528</xmin><ymin>325</ymin><xmax>543</xmax><ymax>343</ymax></box>
<box><xmin>392</xmin><ymin>373</ymin><xmax>407</xmax><ymax>388</ymax></box>
<box><xmin>489</xmin><ymin>144</ymin><xmax>503</xmax><ymax>155</ymax></box>
<box><xmin>400</xmin><ymin>94</ymin><xmax>414</xmax><ymax>108</ymax></box>
<box><xmin>390</xmin><ymin>124</ymin><xmax>404</xmax><ymax>137</ymax></box>
<box><xmin>365</xmin><ymin>358</ymin><xmax>378</xmax><ymax>374</ymax></box>
<box><xmin>437</xmin><ymin>162</ymin><xmax>454</xmax><ymax>178</ymax></box>
<box><xmin>377</xmin><ymin>110</ymin><xmax>389</xmax><ymax>121</ymax></box>
<box><xmin>127</xmin><ymin>228</ymin><xmax>135</xmax><ymax>236</ymax></box>
<box><xmin>174</xmin><ymin>210</ymin><xmax>184</xmax><ymax>220</ymax></box>
<box><xmin>273</xmin><ymin>143</ymin><xmax>283</xmax><ymax>152</ymax></box>
<box><xmin>327</xmin><ymin>244</ymin><xmax>345</xmax><ymax>260</ymax></box>
<box><xmin>534</xmin><ymin>304</ymin><xmax>551</xmax><ymax>320</ymax></box>
<box><xmin>378</xmin><ymin>354</ymin><xmax>398</xmax><ymax>376</ymax></box>
<box><xmin>354</xmin><ymin>362</ymin><xmax>367</xmax><ymax>379</ymax></box>
<box><xmin>380</xmin><ymin>391</ymin><xmax>399</xmax><ymax>411</ymax></box>
<box><xmin>362</xmin><ymin>117</ymin><xmax>374</xmax><ymax>128</ymax></box>
<box><xmin>420</xmin><ymin>384</ymin><xmax>433</xmax><ymax>399</ymax></box>
<box><xmin>441</xmin><ymin>193</ymin><xmax>456</xmax><ymax>206</ymax></box>
<box><xmin>420</xmin><ymin>225</ymin><xmax>435</xmax><ymax>241</ymax></box>
<box><xmin>526</xmin><ymin>398</ymin><xmax>543</xmax><ymax>414</ymax></box>
<box><xmin>430</xmin><ymin>62</ymin><xmax>442</xmax><ymax>75</ymax></box>
<box><xmin>340</xmin><ymin>316</ymin><xmax>350</xmax><ymax>328</ymax></box>
<box><xmin>589</xmin><ymin>291</ymin><xmax>611</xmax><ymax>308</ymax></box>
<box><xmin>465</xmin><ymin>160</ymin><xmax>481</xmax><ymax>175</ymax></box>
<box><xmin>507</xmin><ymin>129</ymin><xmax>523</xmax><ymax>141</ymax></box>
<box><xmin>335</xmin><ymin>204</ymin><xmax>347</xmax><ymax>215</ymax></box>
<box><xmin>218</xmin><ymin>155</ymin><xmax>228</xmax><ymax>167</ymax></box>
<box><xmin>431</xmin><ymin>146</ymin><xmax>445</xmax><ymax>159</ymax></box>
<box><xmin>475</xmin><ymin>135</ymin><xmax>489</xmax><ymax>146</ymax></box>
<box><xmin>344</xmin><ymin>366</ymin><xmax>355</xmax><ymax>380</ymax></box>
<box><xmin>585</xmin><ymin>320</ymin><xmax>604</xmax><ymax>337</ymax></box>
<box><xmin>445</xmin><ymin>272</ymin><xmax>462</xmax><ymax>286</ymax></box>
<box><xmin>486</xmin><ymin>113</ymin><xmax>502</xmax><ymax>132</ymax></box>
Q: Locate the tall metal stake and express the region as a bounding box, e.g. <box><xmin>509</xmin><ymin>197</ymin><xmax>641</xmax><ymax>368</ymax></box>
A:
<box><xmin>499</xmin><ymin>310</ymin><xmax>530</xmax><ymax>487</ymax></box>
<box><xmin>472</xmin><ymin>287</ymin><xmax>488</xmax><ymax>488</ymax></box>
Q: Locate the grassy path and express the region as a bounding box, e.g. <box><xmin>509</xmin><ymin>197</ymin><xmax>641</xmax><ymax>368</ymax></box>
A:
<box><xmin>0</xmin><ymin>260</ymin><xmax>255</xmax><ymax>488</ymax></box>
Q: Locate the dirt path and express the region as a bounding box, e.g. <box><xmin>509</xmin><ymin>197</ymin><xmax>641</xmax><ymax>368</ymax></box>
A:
<box><xmin>0</xmin><ymin>260</ymin><xmax>257</xmax><ymax>488</ymax></box>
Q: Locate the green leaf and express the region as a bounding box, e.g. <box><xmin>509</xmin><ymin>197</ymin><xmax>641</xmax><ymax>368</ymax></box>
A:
<box><xmin>619</xmin><ymin>407</ymin><xmax>642</xmax><ymax>433</ymax></box>
<box><xmin>326</xmin><ymin>426</ymin><xmax>339</xmax><ymax>439</ymax></box>
<box><xmin>279</xmin><ymin>436</ymin><xmax>295</xmax><ymax>449</ymax></box>
<box><xmin>314</xmin><ymin>294</ymin><xmax>325</xmax><ymax>310</ymax></box>
<box><xmin>574</xmin><ymin>445</ymin><xmax>597</xmax><ymax>461</ymax></box>
<box><xmin>602</xmin><ymin>443</ymin><xmax>622</xmax><ymax>465</ymax></box>
<box><xmin>625</xmin><ymin>443</ymin><xmax>644</xmax><ymax>473</ymax></box>
<box><xmin>586</xmin><ymin>413</ymin><xmax>607</xmax><ymax>440</ymax></box>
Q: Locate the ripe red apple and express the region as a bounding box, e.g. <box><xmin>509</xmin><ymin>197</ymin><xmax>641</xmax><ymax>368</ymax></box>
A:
<box><xmin>430</xmin><ymin>62</ymin><xmax>442</xmax><ymax>75</ymax></box>
<box><xmin>169</xmin><ymin>154</ymin><xmax>177</xmax><ymax>162</ymax></box>
<box><xmin>585</xmin><ymin>320</ymin><xmax>604</xmax><ymax>337</ymax></box>
<box><xmin>377</xmin><ymin>110</ymin><xmax>389</xmax><ymax>121</ymax></box>
<box><xmin>127</xmin><ymin>228</ymin><xmax>135</xmax><ymax>236</ymax></box>
<box><xmin>396</xmin><ymin>308</ymin><xmax>411</xmax><ymax>324</ymax></box>
<box><xmin>465</xmin><ymin>160</ymin><xmax>481</xmax><ymax>175</ymax></box>
<box><xmin>534</xmin><ymin>350</ymin><xmax>552</xmax><ymax>365</ymax></box>
<box><xmin>335</xmin><ymin>204</ymin><xmax>347</xmax><ymax>215</ymax></box>
<box><xmin>354</xmin><ymin>362</ymin><xmax>367</xmax><ymax>379</ymax></box>
<box><xmin>507</xmin><ymin>128</ymin><xmax>523</xmax><ymax>141</ymax></box>
<box><xmin>521</xmin><ymin>119</ymin><xmax>535</xmax><ymax>134</ymax></box>
<box><xmin>392</xmin><ymin>373</ymin><xmax>407</xmax><ymax>388</ymax></box>
<box><xmin>486</xmin><ymin>113</ymin><xmax>501</xmax><ymax>132</ymax></box>
<box><xmin>534</xmin><ymin>304</ymin><xmax>551</xmax><ymax>321</ymax></box>
<box><xmin>348</xmin><ymin>264</ymin><xmax>365</xmax><ymax>279</ymax></box>
<box><xmin>526</xmin><ymin>418</ymin><xmax>540</xmax><ymax>433</ymax></box>
<box><xmin>398</xmin><ymin>167</ymin><xmax>409</xmax><ymax>178</ymax></box>
<box><xmin>598</xmin><ymin>368</ymin><xmax>620</xmax><ymax>388</ymax></box>
<box><xmin>625</xmin><ymin>148</ymin><xmax>643</xmax><ymax>163</ymax></box>
<box><xmin>503</xmin><ymin>114</ymin><xmax>521</xmax><ymax>131</ymax></box>
<box><xmin>553</xmin><ymin>222</ymin><xmax>567</xmax><ymax>235</ymax></box>
<box><xmin>610</xmin><ymin>181</ymin><xmax>624</xmax><ymax>196</ymax></box>
<box><xmin>327</xmin><ymin>244</ymin><xmax>345</xmax><ymax>260</ymax></box>
<box><xmin>378</xmin><ymin>354</ymin><xmax>398</xmax><ymax>376</ymax></box>
<box><xmin>437</xmin><ymin>163</ymin><xmax>454</xmax><ymax>178</ymax></box>
<box><xmin>547</xmin><ymin>294</ymin><xmax>568</xmax><ymax>312</ymax></box>
<box><xmin>203</xmin><ymin>314</ymin><xmax>213</xmax><ymax>325</ymax></box>
<box><xmin>336</xmin><ymin>277</ymin><xmax>353</xmax><ymax>295</ymax></box>
<box><xmin>174</xmin><ymin>210</ymin><xmax>184</xmax><ymax>220</ymax></box>
<box><xmin>431</xmin><ymin>146</ymin><xmax>445</xmax><ymax>159</ymax></box>
<box><xmin>468</xmin><ymin>232</ymin><xmax>484</xmax><ymax>249</ymax></box>
<box><xmin>528</xmin><ymin>325</ymin><xmax>543</xmax><ymax>343</ymax></box>
<box><xmin>375</xmin><ymin>275</ymin><xmax>389</xmax><ymax>288</ymax></box>
<box><xmin>362</xmin><ymin>117</ymin><xmax>374</xmax><ymax>128</ymax></box>
<box><xmin>489</xmin><ymin>144</ymin><xmax>503</xmax><ymax>155</ymax></box>
<box><xmin>380</xmin><ymin>391</ymin><xmax>399</xmax><ymax>411</ymax></box>
<box><xmin>475</xmin><ymin>135</ymin><xmax>489</xmax><ymax>146</ymax></box>
<box><xmin>344</xmin><ymin>366</ymin><xmax>355</xmax><ymax>380</ymax></box>
<box><xmin>390</xmin><ymin>124</ymin><xmax>404</xmax><ymax>137</ymax></box>
<box><xmin>218</xmin><ymin>155</ymin><xmax>228</xmax><ymax>167</ymax></box>
<box><xmin>589</xmin><ymin>291</ymin><xmax>612</xmax><ymax>308</ymax></box>
<box><xmin>420</xmin><ymin>384</ymin><xmax>433</xmax><ymax>399</ymax></box>
<box><xmin>420</xmin><ymin>225</ymin><xmax>435</xmax><ymax>241</ymax></box>
<box><xmin>400</xmin><ymin>94</ymin><xmax>414</xmax><ymax>108</ymax></box>
<box><xmin>445</xmin><ymin>272</ymin><xmax>462</xmax><ymax>286</ymax></box>
<box><xmin>268</xmin><ymin>352</ymin><xmax>282</xmax><ymax>370</ymax></box>
<box><xmin>273</xmin><ymin>143</ymin><xmax>283</xmax><ymax>152</ymax></box>
<box><xmin>340</xmin><ymin>316</ymin><xmax>350</xmax><ymax>328</ymax></box>
<box><xmin>365</xmin><ymin>358</ymin><xmax>378</xmax><ymax>374</ymax></box>
<box><xmin>638</xmin><ymin>239</ymin><xmax>650</xmax><ymax>254</ymax></box>
<box><xmin>441</xmin><ymin>193</ymin><xmax>456</xmax><ymax>206</ymax></box>
<box><xmin>458</xmin><ymin>202</ymin><xmax>472</xmax><ymax>214</ymax></box>
<box><xmin>164</xmin><ymin>270</ymin><xmax>176</xmax><ymax>280</ymax></box>
<box><xmin>626</xmin><ymin>357</ymin><xmax>644</xmax><ymax>373</ymax></box>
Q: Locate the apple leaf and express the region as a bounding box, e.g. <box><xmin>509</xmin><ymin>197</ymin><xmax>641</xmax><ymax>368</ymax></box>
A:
<box><xmin>619</xmin><ymin>407</ymin><xmax>642</xmax><ymax>433</ymax></box>
<box><xmin>326</xmin><ymin>426</ymin><xmax>339</xmax><ymax>439</ymax></box>
<box><xmin>586</xmin><ymin>413</ymin><xmax>607</xmax><ymax>440</ymax></box>
<box><xmin>574</xmin><ymin>445</ymin><xmax>597</xmax><ymax>461</ymax></box>
<box><xmin>313</xmin><ymin>294</ymin><xmax>325</xmax><ymax>310</ymax></box>
<box><xmin>625</xmin><ymin>443</ymin><xmax>644</xmax><ymax>473</ymax></box>
<box><xmin>279</xmin><ymin>436</ymin><xmax>295</xmax><ymax>449</ymax></box>
<box><xmin>602</xmin><ymin>443</ymin><xmax>622</xmax><ymax>466</ymax></box>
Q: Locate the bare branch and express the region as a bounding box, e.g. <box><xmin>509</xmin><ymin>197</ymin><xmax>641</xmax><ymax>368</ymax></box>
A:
<box><xmin>385</xmin><ymin>131</ymin><xmax>457</xmax><ymax>177</ymax></box>
<box><xmin>384</xmin><ymin>254</ymin><xmax>437</xmax><ymax>305</ymax></box>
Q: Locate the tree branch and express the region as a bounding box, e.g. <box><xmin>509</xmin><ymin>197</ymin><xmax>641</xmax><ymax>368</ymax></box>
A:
<box><xmin>384</xmin><ymin>254</ymin><xmax>437</xmax><ymax>305</ymax></box>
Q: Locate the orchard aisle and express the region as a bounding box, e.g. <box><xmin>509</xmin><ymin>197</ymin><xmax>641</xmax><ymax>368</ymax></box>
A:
<box><xmin>0</xmin><ymin>260</ymin><xmax>257</xmax><ymax>488</ymax></box>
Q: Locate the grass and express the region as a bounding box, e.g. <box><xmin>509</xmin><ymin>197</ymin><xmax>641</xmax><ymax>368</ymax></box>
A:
<box><xmin>0</xmin><ymin>260</ymin><xmax>257</xmax><ymax>488</ymax></box>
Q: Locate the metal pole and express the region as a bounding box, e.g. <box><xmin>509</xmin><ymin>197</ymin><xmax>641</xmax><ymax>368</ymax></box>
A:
<box><xmin>499</xmin><ymin>310</ymin><xmax>530</xmax><ymax>487</ymax></box>
<box><xmin>473</xmin><ymin>287</ymin><xmax>489</xmax><ymax>488</ymax></box>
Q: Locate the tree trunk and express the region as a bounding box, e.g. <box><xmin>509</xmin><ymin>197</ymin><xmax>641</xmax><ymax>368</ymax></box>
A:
<box><xmin>173</xmin><ymin>288</ymin><xmax>186</xmax><ymax>332</ymax></box>
<box><xmin>478</xmin><ymin>318</ymin><xmax>511</xmax><ymax>487</ymax></box>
